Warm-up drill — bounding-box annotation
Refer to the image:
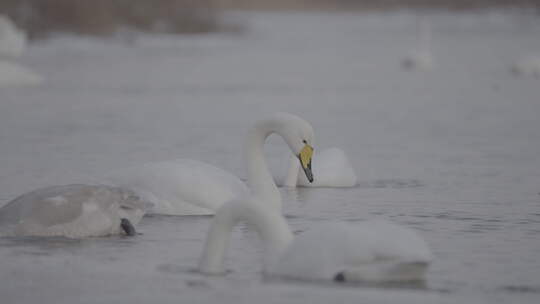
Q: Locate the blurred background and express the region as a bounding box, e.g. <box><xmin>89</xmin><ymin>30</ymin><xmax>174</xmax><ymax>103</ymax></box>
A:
<box><xmin>0</xmin><ymin>0</ymin><xmax>539</xmax><ymax>38</ymax></box>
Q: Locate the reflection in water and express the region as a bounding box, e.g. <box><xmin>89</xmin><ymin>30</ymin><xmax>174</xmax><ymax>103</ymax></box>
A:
<box><xmin>499</xmin><ymin>285</ymin><xmax>540</xmax><ymax>294</ymax></box>
<box><xmin>263</xmin><ymin>275</ymin><xmax>430</xmax><ymax>291</ymax></box>
<box><xmin>357</xmin><ymin>179</ymin><xmax>425</xmax><ymax>189</ymax></box>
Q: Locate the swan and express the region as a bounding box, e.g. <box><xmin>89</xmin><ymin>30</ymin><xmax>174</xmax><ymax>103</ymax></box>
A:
<box><xmin>281</xmin><ymin>147</ymin><xmax>357</xmax><ymax>187</ymax></box>
<box><xmin>103</xmin><ymin>113</ymin><xmax>314</xmax><ymax>215</ymax></box>
<box><xmin>0</xmin><ymin>60</ymin><xmax>43</xmax><ymax>86</ymax></box>
<box><xmin>104</xmin><ymin>159</ymin><xmax>250</xmax><ymax>215</ymax></box>
<box><xmin>0</xmin><ymin>14</ymin><xmax>26</xmax><ymax>59</ymax></box>
<box><xmin>0</xmin><ymin>15</ymin><xmax>42</xmax><ymax>87</ymax></box>
<box><xmin>198</xmin><ymin>114</ymin><xmax>432</xmax><ymax>282</ymax></box>
<box><xmin>401</xmin><ymin>19</ymin><xmax>433</xmax><ymax>71</ymax></box>
<box><xmin>510</xmin><ymin>56</ymin><xmax>540</xmax><ymax>78</ymax></box>
<box><xmin>0</xmin><ymin>184</ymin><xmax>150</xmax><ymax>238</ymax></box>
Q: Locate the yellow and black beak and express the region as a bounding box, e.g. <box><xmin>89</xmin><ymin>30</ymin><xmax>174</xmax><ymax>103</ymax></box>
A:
<box><xmin>298</xmin><ymin>144</ymin><xmax>314</xmax><ymax>183</ymax></box>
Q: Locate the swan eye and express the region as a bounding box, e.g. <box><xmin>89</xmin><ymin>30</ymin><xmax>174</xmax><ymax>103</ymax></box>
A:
<box><xmin>302</xmin><ymin>140</ymin><xmax>307</xmax><ymax>144</ymax></box>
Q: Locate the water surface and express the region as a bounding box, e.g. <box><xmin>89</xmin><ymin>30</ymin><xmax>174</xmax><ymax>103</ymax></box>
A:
<box><xmin>1</xmin><ymin>11</ymin><xmax>540</xmax><ymax>304</ymax></box>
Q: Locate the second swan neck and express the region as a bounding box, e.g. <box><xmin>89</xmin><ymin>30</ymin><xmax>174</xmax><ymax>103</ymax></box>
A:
<box><xmin>245</xmin><ymin>124</ymin><xmax>282</xmax><ymax>211</ymax></box>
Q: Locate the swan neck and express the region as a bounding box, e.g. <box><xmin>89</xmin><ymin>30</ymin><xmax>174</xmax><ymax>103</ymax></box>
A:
<box><xmin>246</xmin><ymin>124</ymin><xmax>282</xmax><ymax>211</ymax></box>
<box><xmin>198</xmin><ymin>201</ymin><xmax>293</xmax><ymax>274</ymax></box>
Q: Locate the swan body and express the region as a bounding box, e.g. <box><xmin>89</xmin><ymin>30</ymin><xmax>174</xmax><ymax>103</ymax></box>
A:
<box><xmin>401</xmin><ymin>19</ymin><xmax>433</xmax><ymax>71</ymax></box>
<box><xmin>105</xmin><ymin>159</ymin><xmax>249</xmax><ymax>215</ymax></box>
<box><xmin>0</xmin><ymin>15</ymin><xmax>42</xmax><ymax>87</ymax></box>
<box><xmin>271</xmin><ymin>220</ymin><xmax>432</xmax><ymax>282</ymax></box>
<box><xmin>510</xmin><ymin>56</ymin><xmax>540</xmax><ymax>78</ymax></box>
<box><xmin>199</xmin><ymin>200</ymin><xmax>432</xmax><ymax>283</ymax></box>
<box><xmin>0</xmin><ymin>14</ymin><xmax>26</xmax><ymax>59</ymax></box>
<box><xmin>283</xmin><ymin>147</ymin><xmax>357</xmax><ymax>187</ymax></box>
<box><xmin>0</xmin><ymin>60</ymin><xmax>43</xmax><ymax>86</ymax></box>
<box><xmin>401</xmin><ymin>50</ymin><xmax>433</xmax><ymax>71</ymax></box>
<box><xmin>0</xmin><ymin>184</ymin><xmax>149</xmax><ymax>238</ymax></box>
<box><xmin>198</xmin><ymin>113</ymin><xmax>431</xmax><ymax>282</ymax></box>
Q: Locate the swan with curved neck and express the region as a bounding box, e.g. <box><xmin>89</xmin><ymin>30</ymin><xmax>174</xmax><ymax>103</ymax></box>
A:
<box><xmin>104</xmin><ymin>113</ymin><xmax>314</xmax><ymax>215</ymax></box>
<box><xmin>245</xmin><ymin>113</ymin><xmax>314</xmax><ymax>212</ymax></box>
<box><xmin>199</xmin><ymin>113</ymin><xmax>431</xmax><ymax>282</ymax></box>
<box><xmin>199</xmin><ymin>113</ymin><xmax>313</xmax><ymax>273</ymax></box>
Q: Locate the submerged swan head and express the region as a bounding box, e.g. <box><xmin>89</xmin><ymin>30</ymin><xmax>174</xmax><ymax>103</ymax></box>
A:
<box><xmin>198</xmin><ymin>199</ymin><xmax>432</xmax><ymax>282</ymax></box>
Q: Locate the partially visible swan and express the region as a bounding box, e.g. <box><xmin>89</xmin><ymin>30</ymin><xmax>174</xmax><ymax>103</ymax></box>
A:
<box><xmin>200</xmin><ymin>202</ymin><xmax>432</xmax><ymax>282</ymax></box>
<box><xmin>0</xmin><ymin>60</ymin><xmax>43</xmax><ymax>86</ymax></box>
<box><xmin>0</xmin><ymin>14</ymin><xmax>26</xmax><ymax>59</ymax></box>
<box><xmin>105</xmin><ymin>159</ymin><xmax>249</xmax><ymax>215</ymax></box>
<box><xmin>0</xmin><ymin>184</ymin><xmax>149</xmax><ymax>238</ymax></box>
<box><xmin>103</xmin><ymin>113</ymin><xmax>314</xmax><ymax>216</ymax></box>
<box><xmin>0</xmin><ymin>15</ymin><xmax>42</xmax><ymax>87</ymax></box>
<box><xmin>282</xmin><ymin>147</ymin><xmax>357</xmax><ymax>188</ymax></box>
<box><xmin>510</xmin><ymin>56</ymin><xmax>540</xmax><ymax>78</ymax></box>
<box><xmin>401</xmin><ymin>19</ymin><xmax>433</xmax><ymax>71</ymax></box>
<box><xmin>198</xmin><ymin>114</ymin><xmax>432</xmax><ymax>282</ymax></box>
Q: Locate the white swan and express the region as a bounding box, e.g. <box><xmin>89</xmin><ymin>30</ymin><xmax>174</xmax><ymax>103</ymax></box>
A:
<box><xmin>282</xmin><ymin>147</ymin><xmax>357</xmax><ymax>187</ymax></box>
<box><xmin>401</xmin><ymin>19</ymin><xmax>433</xmax><ymax>71</ymax></box>
<box><xmin>0</xmin><ymin>14</ymin><xmax>26</xmax><ymax>59</ymax></box>
<box><xmin>0</xmin><ymin>60</ymin><xmax>43</xmax><ymax>86</ymax></box>
<box><xmin>0</xmin><ymin>15</ymin><xmax>43</xmax><ymax>87</ymax></box>
<box><xmin>103</xmin><ymin>113</ymin><xmax>314</xmax><ymax>216</ymax></box>
<box><xmin>510</xmin><ymin>56</ymin><xmax>540</xmax><ymax>78</ymax></box>
<box><xmin>0</xmin><ymin>184</ymin><xmax>150</xmax><ymax>238</ymax></box>
<box><xmin>198</xmin><ymin>114</ymin><xmax>432</xmax><ymax>283</ymax></box>
<box><xmin>105</xmin><ymin>159</ymin><xmax>249</xmax><ymax>215</ymax></box>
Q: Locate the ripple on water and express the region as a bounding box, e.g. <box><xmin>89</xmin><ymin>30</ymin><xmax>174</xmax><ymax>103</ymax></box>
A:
<box><xmin>156</xmin><ymin>263</ymin><xmax>197</xmax><ymax>275</ymax></box>
<box><xmin>410</xmin><ymin>211</ymin><xmax>510</xmax><ymax>233</ymax></box>
<box><xmin>499</xmin><ymin>285</ymin><xmax>540</xmax><ymax>294</ymax></box>
<box><xmin>462</xmin><ymin>222</ymin><xmax>503</xmax><ymax>233</ymax></box>
<box><xmin>357</xmin><ymin>179</ymin><xmax>424</xmax><ymax>189</ymax></box>
<box><xmin>0</xmin><ymin>236</ymin><xmax>83</xmax><ymax>248</ymax></box>
<box><xmin>411</xmin><ymin>211</ymin><xmax>482</xmax><ymax>222</ymax></box>
<box><xmin>263</xmin><ymin>275</ymin><xmax>432</xmax><ymax>291</ymax></box>
<box><xmin>434</xmin><ymin>213</ymin><xmax>483</xmax><ymax>221</ymax></box>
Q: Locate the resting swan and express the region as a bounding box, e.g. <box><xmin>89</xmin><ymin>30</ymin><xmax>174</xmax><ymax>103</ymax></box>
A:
<box><xmin>282</xmin><ymin>147</ymin><xmax>357</xmax><ymax>187</ymax></box>
<box><xmin>0</xmin><ymin>184</ymin><xmax>149</xmax><ymax>238</ymax></box>
<box><xmin>510</xmin><ymin>56</ymin><xmax>540</xmax><ymax>78</ymax></box>
<box><xmin>401</xmin><ymin>19</ymin><xmax>433</xmax><ymax>71</ymax></box>
<box><xmin>104</xmin><ymin>113</ymin><xmax>314</xmax><ymax>215</ymax></box>
<box><xmin>0</xmin><ymin>15</ymin><xmax>42</xmax><ymax>87</ymax></box>
<box><xmin>0</xmin><ymin>14</ymin><xmax>26</xmax><ymax>59</ymax></box>
<box><xmin>198</xmin><ymin>114</ymin><xmax>432</xmax><ymax>282</ymax></box>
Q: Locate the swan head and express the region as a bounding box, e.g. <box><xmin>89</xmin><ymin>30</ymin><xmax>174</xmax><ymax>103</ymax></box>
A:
<box><xmin>269</xmin><ymin>113</ymin><xmax>314</xmax><ymax>183</ymax></box>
